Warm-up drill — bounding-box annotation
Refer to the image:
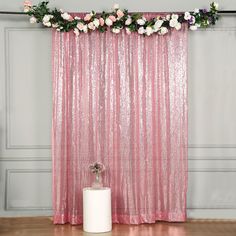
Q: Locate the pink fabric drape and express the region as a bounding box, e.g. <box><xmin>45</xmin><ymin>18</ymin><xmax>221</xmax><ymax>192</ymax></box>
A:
<box><xmin>52</xmin><ymin>15</ymin><xmax>188</xmax><ymax>225</ymax></box>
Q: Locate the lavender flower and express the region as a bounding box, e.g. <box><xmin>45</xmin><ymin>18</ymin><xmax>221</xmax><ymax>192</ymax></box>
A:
<box><xmin>189</xmin><ymin>16</ymin><xmax>196</xmax><ymax>25</ymax></box>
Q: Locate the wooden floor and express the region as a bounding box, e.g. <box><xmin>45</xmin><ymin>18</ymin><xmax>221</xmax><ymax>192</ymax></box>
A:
<box><xmin>0</xmin><ymin>217</ymin><xmax>236</xmax><ymax>236</ymax></box>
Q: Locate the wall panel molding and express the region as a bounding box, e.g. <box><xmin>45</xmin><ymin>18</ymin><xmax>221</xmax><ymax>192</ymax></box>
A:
<box><xmin>188</xmin><ymin>168</ymin><xmax>236</xmax><ymax>172</ymax></box>
<box><xmin>4</xmin><ymin>27</ymin><xmax>51</xmax><ymax>150</ymax></box>
<box><xmin>188</xmin><ymin>156</ymin><xmax>236</xmax><ymax>160</ymax></box>
<box><xmin>5</xmin><ymin>169</ymin><xmax>52</xmax><ymax>211</ymax></box>
<box><xmin>0</xmin><ymin>157</ymin><xmax>51</xmax><ymax>161</ymax></box>
<box><xmin>188</xmin><ymin>144</ymin><xmax>236</xmax><ymax>149</ymax></box>
<box><xmin>188</xmin><ymin>26</ymin><xmax>236</xmax><ymax>150</ymax></box>
<box><xmin>198</xmin><ymin>27</ymin><xmax>236</xmax><ymax>31</ymax></box>
<box><xmin>188</xmin><ymin>168</ymin><xmax>236</xmax><ymax>209</ymax></box>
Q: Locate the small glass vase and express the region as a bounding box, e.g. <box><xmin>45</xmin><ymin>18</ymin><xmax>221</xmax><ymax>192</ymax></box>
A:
<box><xmin>92</xmin><ymin>172</ymin><xmax>103</xmax><ymax>189</ymax></box>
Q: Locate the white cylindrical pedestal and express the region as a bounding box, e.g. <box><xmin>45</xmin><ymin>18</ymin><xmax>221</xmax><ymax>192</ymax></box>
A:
<box><xmin>83</xmin><ymin>187</ymin><xmax>112</xmax><ymax>233</ymax></box>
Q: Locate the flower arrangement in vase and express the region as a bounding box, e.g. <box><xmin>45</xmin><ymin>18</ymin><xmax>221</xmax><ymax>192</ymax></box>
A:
<box><xmin>89</xmin><ymin>162</ymin><xmax>105</xmax><ymax>189</ymax></box>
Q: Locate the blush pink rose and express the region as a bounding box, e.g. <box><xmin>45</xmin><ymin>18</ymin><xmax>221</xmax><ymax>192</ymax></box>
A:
<box><xmin>84</xmin><ymin>14</ymin><xmax>92</xmax><ymax>21</ymax></box>
<box><xmin>77</xmin><ymin>22</ymin><xmax>84</xmax><ymax>30</ymax></box>
<box><xmin>117</xmin><ymin>9</ymin><xmax>124</xmax><ymax>18</ymax></box>
<box><xmin>99</xmin><ymin>18</ymin><xmax>105</xmax><ymax>26</ymax></box>
<box><xmin>68</xmin><ymin>15</ymin><xmax>73</xmax><ymax>21</ymax></box>
<box><xmin>88</xmin><ymin>22</ymin><xmax>96</xmax><ymax>30</ymax></box>
<box><xmin>24</xmin><ymin>0</ymin><xmax>32</xmax><ymax>7</ymax></box>
<box><xmin>109</xmin><ymin>15</ymin><xmax>116</xmax><ymax>22</ymax></box>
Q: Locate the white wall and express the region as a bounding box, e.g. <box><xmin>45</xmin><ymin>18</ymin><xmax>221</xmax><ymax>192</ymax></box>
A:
<box><xmin>0</xmin><ymin>0</ymin><xmax>236</xmax><ymax>219</ymax></box>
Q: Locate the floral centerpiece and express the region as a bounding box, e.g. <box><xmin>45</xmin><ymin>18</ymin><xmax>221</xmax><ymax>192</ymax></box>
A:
<box><xmin>89</xmin><ymin>162</ymin><xmax>105</xmax><ymax>188</ymax></box>
<box><xmin>23</xmin><ymin>1</ymin><xmax>219</xmax><ymax>36</ymax></box>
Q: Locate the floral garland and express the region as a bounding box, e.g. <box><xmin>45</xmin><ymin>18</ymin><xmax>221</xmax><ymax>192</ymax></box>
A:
<box><xmin>23</xmin><ymin>1</ymin><xmax>219</xmax><ymax>36</ymax></box>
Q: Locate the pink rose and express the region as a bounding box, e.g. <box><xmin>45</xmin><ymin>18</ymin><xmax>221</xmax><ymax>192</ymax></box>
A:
<box><xmin>77</xmin><ymin>22</ymin><xmax>84</xmax><ymax>30</ymax></box>
<box><xmin>24</xmin><ymin>0</ymin><xmax>32</xmax><ymax>7</ymax></box>
<box><xmin>23</xmin><ymin>0</ymin><xmax>32</xmax><ymax>12</ymax></box>
<box><xmin>84</xmin><ymin>14</ymin><xmax>92</xmax><ymax>21</ymax></box>
<box><xmin>68</xmin><ymin>15</ymin><xmax>73</xmax><ymax>22</ymax></box>
<box><xmin>117</xmin><ymin>9</ymin><xmax>124</xmax><ymax>18</ymax></box>
<box><xmin>61</xmin><ymin>12</ymin><xmax>73</xmax><ymax>21</ymax></box>
<box><xmin>99</xmin><ymin>17</ymin><xmax>105</xmax><ymax>26</ymax></box>
<box><xmin>109</xmin><ymin>15</ymin><xmax>116</xmax><ymax>22</ymax></box>
<box><xmin>88</xmin><ymin>22</ymin><xmax>96</xmax><ymax>30</ymax></box>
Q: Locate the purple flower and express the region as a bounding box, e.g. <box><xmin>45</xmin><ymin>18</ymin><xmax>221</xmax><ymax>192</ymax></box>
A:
<box><xmin>202</xmin><ymin>9</ymin><xmax>208</xmax><ymax>13</ymax></box>
<box><xmin>188</xmin><ymin>16</ymin><xmax>196</xmax><ymax>25</ymax></box>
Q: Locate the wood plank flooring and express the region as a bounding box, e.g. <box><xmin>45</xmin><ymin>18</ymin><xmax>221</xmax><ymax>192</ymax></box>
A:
<box><xmin>0</xmin><ymin>217</ymin><xmax>236</xmax><ymax>236</ymax></box>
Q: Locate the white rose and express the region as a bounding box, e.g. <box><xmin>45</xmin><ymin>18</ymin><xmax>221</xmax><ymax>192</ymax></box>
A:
<box><xmin>171</xmin><ymin>14</ymin><xmax>179</xmax><ymax>20</ymax></box>
<box><xmin>83</xmin><ymin>25</ymin><xmax>88</xmax><ymax>33</ymax></box>
<box><xmin>154</xmin><ymin>19</ymin><xmax>163</xmax><ymax>31</ymax></box>
<box><xmin>175</xmin><ymin>22</ymin><xmax>181</xmax><ymax>30</ymax></box>
<box><xmin>137</xmin><ymin>18</ymin><xmax>146</xmax><ymax>25</ymax></box>
<box><xmin>93</xmin><ymin>18</ymin><xmax>100</xmax><ymax>28</ymax></box>
<box><xmin>105</xmin><ymin>18</ymin><xmax>113</xmax><ymax>26</ymax></box>
<box><xmin>194</xmin><ymin>8</ymin><xmax>199</xmax><ymax>13</ymax></box>
<box><xmin>73</xmin><ymin>28</ymin><xmax>80</xmax><ymax>36</ymax></box>
<box><xmin>190</xmin><ymin>25</ymin><xmax>198</xmax><ymax>31</ymax></box>
<box><xmin>112</xmin><ymin>28</ymin><xmax>120</xmax><ymax>34</ymax></box>
<box><xmin>43</xmin><ymin>15</ymin><xmax>53</xmax><ymax>23</ymax></box>
<box><xmin>74</xmin><ymin>16</ymin><xmax>81</xmax><ymax>20</ymax></box>
<box><xmin>126</xmin><ymin>27</ymin><xmax>131</xmax><ymax>34</ymax></box>
<box><xmin>213</xmin><ymin>2</ymin><xmax>219</xmax><ymax>10</ymax></box>
<box><xmin>159</xmin><ymin>27</ymin><xmax>168</xmax><ymax>35</ymax></box>
<box><xmin>24</xmin><ymin>8</ymin><xmax>30</xmax><ymax>13</ymax></box>
<box><xmin>184</xmin><ymin>12</ymin><xmax>191</xmax><ymax>20</ymax></box>
<box><xmin>43</xmin><ymin>22</ymin><xmax>51</xmax><ymax>27</ymax></box>
<box><xmin>29</xmin><ymin>16</ymin><xmax>37</xmax><ymax>24</ymax></box>
<box><xmin>61</xmin><ymin>12</ymin><xmax>72</xmax><ymax>21</ymax></box>
<box><xmin>113</xmin><ymin>3</ymin><xmax>119</xmax><ymax>9</ymax></box>
<box><xmin>165</xmin><ymin>14</ymin><xmax>171</xmax><ymax>20</ymax></box>
<box><xmin>145</xmin><ymin>26</ymin><xmax>153</xmax><ymax>36</ymax></box>
<box><xmin>169</xmin><ymin>19</ymin><xmax>178</xmax><ymax>27</ymax></box>
<box><xmin>125</xmin><ymin>17</ymin><xmax>132</xmax><ymax>25</ymax></box>
<box><xmin>52</xmin><ymin>23</ymin><xmax>59</xmax><ymax>28</ymax></box>
<box><xmin>43</xmin><ymin>15</ymin><xmax>49</xmax><ymax>23</ymax></box>
<box><xmin>88</xmin><ymin>22</ymin><xmax>95</xmax><ymax>30</ymax></box>
<box><xmin>138</xmin><ymin>27</ymin><xmax>145</xmax><ymax>34</ymax></box>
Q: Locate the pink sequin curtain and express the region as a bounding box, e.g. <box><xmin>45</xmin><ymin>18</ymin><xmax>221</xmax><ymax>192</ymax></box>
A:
<box><xmin>52</xmin><ymin>16</ymin><xmax>188</xmax><ymax>225</ymax></box>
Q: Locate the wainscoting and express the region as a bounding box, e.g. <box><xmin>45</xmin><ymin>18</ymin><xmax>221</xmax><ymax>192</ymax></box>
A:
<box><xmin>0</xmin><ymin>13</ymin><xmax>236</xmax><ymax>219</ymax></box>
<box><xmin>0</xmin><ymin>17</ymin><xmax>53</xmax><ymax>216</ymax></box>
<box><xmin>187</xmin><ymin>16</ymin><xmax>236</xmax><ymax>218</ymax></box>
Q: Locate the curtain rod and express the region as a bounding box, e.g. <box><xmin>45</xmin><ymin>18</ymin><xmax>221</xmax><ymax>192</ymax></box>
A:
<box><xmin>0</xmin><ymin>10</ymin><xmax>236</xmax><ymax>15</ymax></box>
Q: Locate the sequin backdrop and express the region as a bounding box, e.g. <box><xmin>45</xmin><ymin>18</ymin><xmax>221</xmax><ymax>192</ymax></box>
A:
<box><xmin>52</xmin><ymin>15</ymin><xmax>188</xmax><ymax>225</ymax></box>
